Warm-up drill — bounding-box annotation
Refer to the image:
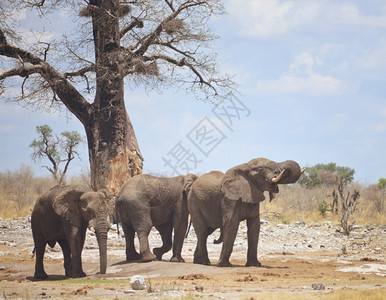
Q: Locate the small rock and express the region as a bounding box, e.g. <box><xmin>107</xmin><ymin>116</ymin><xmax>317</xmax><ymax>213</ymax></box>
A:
<box><xmin>195</xmin><ymin>286</ymin><xmax>204</xmax><ymax>292</ymax></box>
<box><xmin>130</xmin><ymin>275</ymin><xmax>147</xmax><ymax>290</ymax></box>
<box><xmin>124</xmin><ymin>289</ymin><xmax>136</xmax><ymax>294</ymax></box>
<box><xmin>312</xmin><ymin>282</ymin><xmax>326</xmax><ymax>290</ymax></box>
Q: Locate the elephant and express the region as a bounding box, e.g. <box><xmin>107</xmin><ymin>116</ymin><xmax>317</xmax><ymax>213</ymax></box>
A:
<box><xmin>115</xmin><ymin>173</ymin><xmax>197</xmax><ymax>263</ymax></box>
<box><xmin>31</xmin><ymin>185</ymin><xmax>112</xmax><ymax>279</ymax></box>
<box><xmin>188</xmin><ymin>158</ymin><xmax>304</xmax><ymax>267</ymax></box>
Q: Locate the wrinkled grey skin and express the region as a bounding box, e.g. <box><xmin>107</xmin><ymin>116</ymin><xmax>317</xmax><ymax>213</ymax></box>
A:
<box><xmin>188</xmin><ymin>158</ymin><xmax>303</xmax><ymax>267</ymax></box>
<box><xmin>115</xmin><ymin>174</ymin><xmax>197</xmax><ymax>263</ymax></box>
<box><xmin>31</xmin><ymin>185</ymin><xmax>111</xmax><ymax>279</ymax></box>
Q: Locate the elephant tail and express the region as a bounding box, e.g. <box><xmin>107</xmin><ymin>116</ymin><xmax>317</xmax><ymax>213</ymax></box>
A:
<box><xmin>114</xmin><ymin>209</ymin><xmax>121</xmax><ymax>236</ymax></box>
<box><xmin>213</xmin><ymin>228</ymin><xmax>223</xmax><ymax>244</ymax></box>
<box><xmin>185</xmin><ymin>219</ymin><xmax>192</xmax><ymax>238</ymax></box>
<box><xmin>31</xmin><ymin>247</ymin><xmax>35</xmax><ymax>258</ymax></box>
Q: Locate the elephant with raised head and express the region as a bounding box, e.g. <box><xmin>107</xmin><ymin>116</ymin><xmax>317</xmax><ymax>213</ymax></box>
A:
<box><xmin>31</xmin><ymin>185</ymin><xmax>112</xmax><ymax>279</ymax></box>
<box><xmin>115</xmin><ymin>173</ymin><xmax>197</xmax><ymax>263</ymax></box>
<box><xmin>188</xmin><ymin>158</ymin><xmax>304</xmax><ymax>267</ymax></box>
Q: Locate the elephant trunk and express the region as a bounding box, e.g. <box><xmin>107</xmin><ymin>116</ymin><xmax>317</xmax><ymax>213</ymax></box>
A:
<box><xmin>277</xmin><ymin>160</ymin><xmax>303</xmax><ymax>184</ymax></box>
<box><xmin>95</xmin><ymin>218</ymin><xmax>108</xmax><ymax>274</ymax></box>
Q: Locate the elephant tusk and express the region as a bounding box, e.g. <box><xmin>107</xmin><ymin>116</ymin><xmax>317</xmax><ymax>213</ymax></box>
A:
<box><xmin>272</xmin><ymin>169</ymin><xmax>285</xmax><ymax>183</ymax></box>
<box><xmin>300</xmin><ymin>168</ymin><xmax>306</xmax><ymax>176</ymax></box>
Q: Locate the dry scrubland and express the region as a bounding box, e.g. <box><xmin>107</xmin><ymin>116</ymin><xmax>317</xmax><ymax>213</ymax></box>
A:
<box><xmin>1</xmin><ymin>166</ymin><xmax>384</xmax><ymax>226</ymax></box>
<box><xmin>0</xmin><ymin>167</ymin><xmax>385</xmax><ymax>299</ymax></box>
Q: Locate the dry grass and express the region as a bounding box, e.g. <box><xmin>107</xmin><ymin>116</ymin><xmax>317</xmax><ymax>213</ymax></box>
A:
<box><xmin>0</xmin><ymin>165</ymin><xmax>88</xmax><ymax>219</ymax></box>
<box><xmin>261</xmin><ymin>184</ymin><xmax>386</xmax><ymax>226</ymax></box>
<box><xmin>242</xmin><ymin>289</ymin><xmax>386</xmax><ymax>300</ymax></box>
<box><xmin>1</xmin><ymin>166</ymin><xmax>385</xmax><ymax>226</ymax></box>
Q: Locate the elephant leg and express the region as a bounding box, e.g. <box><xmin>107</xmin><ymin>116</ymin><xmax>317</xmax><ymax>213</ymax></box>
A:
<box><xmin>130</xmin><ymin>209</ymin><xmax>156</xmax><ymax>262</ymax></box>
<box><xmin>138</xmin><ymin>230</ymin><xmax>156</xmax><ymax>262</ymax></box>
<box><xmin>170</xmin><ymin>207</ymin><xmax>188</xmax><ymax>263</ymax></box>
<box><xmin>192</xmin><ymin>218</ymin><xmax>211</xmax><ymax>265</ymax></box>
<box><xmin>245</xmin><ymin>216</ymin><xmax>262</xmax><ymax>267</ymax></box>
<box><xmin>68</xmin><ymin>227</ymin><xmax>86</xmax><ymax>278</ymax></box>
<box><xmin>58</xmin><ymin>239</ymin><xmax>72</xmax><ymax>276</ymax></box>
<box><xmin>153</xmin><ymin>222</ymin><xmax>173</xmax><ymax>260</ymax></box>
<box><xmin>33</xmin><ymin>241</ymin><xmax>48</xmax><ymax>279</ymax></box>
<box><xmin>217</xmin><ymin>198</ymin><xmax>241</xmax><ymax>267</ymax></box>
<box><xmin>122</xmin><ymin>222</ymin><xmax>141</xmax><ymax>261</ymax></box>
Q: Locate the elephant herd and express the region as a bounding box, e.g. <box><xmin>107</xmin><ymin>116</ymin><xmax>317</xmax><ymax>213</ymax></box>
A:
<box><xmin>31</xmin><ymin>157</ymin><xmax>304</xmax><ymax>279</ymax></box>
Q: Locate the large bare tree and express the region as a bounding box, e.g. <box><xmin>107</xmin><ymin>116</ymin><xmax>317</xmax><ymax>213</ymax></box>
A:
<box><xmin>0</xmin><ymin>0</ymin><xmax>235</xmax><ymax>193</ymax></box>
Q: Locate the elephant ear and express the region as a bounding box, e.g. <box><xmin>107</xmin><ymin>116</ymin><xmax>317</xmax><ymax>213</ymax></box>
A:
<box><xmin>52</xmin><ymin>186</ymin><xmax>86</xmax><ymax>228</ymax></box>
<box><xmin>221</xmin><ymin>164</ymin><xmax>265</xmax><ymax>203</ymax></box>
<box><xmin>183</xmin><ymin>174</ymin><xmax>198</xmax><ymax>193</ymax></box>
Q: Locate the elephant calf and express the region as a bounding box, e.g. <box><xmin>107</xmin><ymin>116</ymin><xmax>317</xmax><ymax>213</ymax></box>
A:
<box><xmin>188</xmin><ymin>158</ymin><xmax>304</xmax><ymax>267</ymax></box>
<box><xmin>115</xmin><ymin>173</ymin><xmax>197</xmax><ymax>263</ymax></box>
<box><xmin>31</xmin><ymin>185</ymin><xmax>111</xmax><ymax>279</ymax></box>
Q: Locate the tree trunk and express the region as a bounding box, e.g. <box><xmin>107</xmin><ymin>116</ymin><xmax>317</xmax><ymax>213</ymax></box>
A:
<box><xmin>84</xmin><ymin>0</ymin><xmax>142</xmax><ymax>193</ymax></box>
<box><xmin>85</xmin><ymin>98</ymin><xmax>142</xmax><ymax>193</ymax></box>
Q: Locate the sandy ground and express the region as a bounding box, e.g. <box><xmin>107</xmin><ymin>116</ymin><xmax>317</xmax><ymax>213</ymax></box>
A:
<box><xmin>0</xmin><ymin>217</ymin><xmax>385</xmax><ymax>299</ymax></box>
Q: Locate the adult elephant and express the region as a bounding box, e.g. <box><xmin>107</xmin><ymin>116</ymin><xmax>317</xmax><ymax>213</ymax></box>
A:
<box><xmin>31</xmin><ymin>185</ymin><xmax>111</xmax><ymax>279</ymax></box>
<box><xmin>188</xmin><ymin>158</ymin><xmax>304</xmax><ymax>267</ymax></box>
<box><xmin>115</xmin><ymin>173</ymin><xmax>197</xmax><ymax>263</ymax></box>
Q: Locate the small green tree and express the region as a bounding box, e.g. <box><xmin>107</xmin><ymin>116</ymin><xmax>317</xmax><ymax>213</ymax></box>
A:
<box><xmin>299</xmin><ymin>163</ymin><xmax>355</xmax><ymax>188</ymax></box>
<box><xmin>378</xmin><ymin>178</ymin><xmax>386</xmax><ymax>189</ymax></box>
<box><xmin>30</xmin><ymin>125</ymin><xmax>83</xmax><ymax>185</ymax></box>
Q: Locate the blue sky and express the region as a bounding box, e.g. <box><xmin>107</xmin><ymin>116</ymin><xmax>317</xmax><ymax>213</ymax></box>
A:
<box><xmin>1</xmin><ymin>0</ymin><xmax>385</xmax><ymax>184</ymax></box>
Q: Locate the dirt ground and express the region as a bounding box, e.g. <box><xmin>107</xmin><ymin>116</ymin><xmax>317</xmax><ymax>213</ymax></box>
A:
<box><xmin>0</xmin><ymin>217</ymin><xmax>385</xmax><ymax>299</ymax></box>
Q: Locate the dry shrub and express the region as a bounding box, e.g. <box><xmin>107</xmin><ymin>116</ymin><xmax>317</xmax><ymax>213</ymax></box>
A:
<box><xmin>0</xmin><ymin>165</ymin><xmax>56</xmax><ymax>218</ymax></box>
<box><xmin>261</xmin><ymin>183</ymin><xmax>386</xmax><ymax>225</ymax></box>
<box><xmin>242</xmin><ymin>289</ymin><xmax>386</xmax><ymax>300</ymax></box>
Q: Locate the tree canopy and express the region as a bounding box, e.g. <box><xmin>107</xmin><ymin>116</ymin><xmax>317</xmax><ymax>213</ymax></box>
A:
<box><xmin>0</xmin><ymin>0</ymin><xmax>236</xmax><ymax>192</ymax></box>
<box><xmin>298</xmin><ymin>162</ymin><xmax>355</xmax><ymax>188</ymax></box>
<box><xmin>29</xmin><ymin>124</ymin><xmax>83</xmax><ymax>185</ymax></box>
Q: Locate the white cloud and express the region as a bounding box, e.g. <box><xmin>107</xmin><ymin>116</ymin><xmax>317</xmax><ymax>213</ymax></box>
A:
<box><xmin>289</xmin><ymin>52</ymin><xmax>320</xmax><ymax>74</ymax></box>
<box><xmin>255</xmin><ymin>72</ymin><xmax>345</xmax><ymax>96</ymax></box>
<box><xmin>227</xmin><ymin>0</ymin><xmax>386</xmax><ymax>39</ymax></box>
<box><xmin>355</xmin><ymin>37</ymin><xmax>386</xmax><ymax>71</ymax></box>
<box><xmin>252</xmin><ymin>51</ymin><xmax>352</xmax><ymax>96</ymax></box>
<box><xmin>12</xmin><ymin>8</ymin><xmax>28</xmax><ymax>21</ymax></box>
<box><xmin>19</xmin><ymin>28</ymin><xmax>54</xmax><ymax>44</ymax></box>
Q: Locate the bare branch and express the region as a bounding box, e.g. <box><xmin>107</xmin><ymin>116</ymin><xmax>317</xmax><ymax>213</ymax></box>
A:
<box><xmin>43</xmin><ymin>42</ymin><xmax>50</xmax><ymax>62</ymax></box>
<box><xmin>165</xmin><ymin>0</ymin><xmax>175</xmax><ymax>12</ymax></box>
<box><xmin>63</xmin><ymin>65</ymin><xmax>95</xmax><ymax>78</ymax></box>
<box><xmin>134</xmin><ymin>0</ymin><xmax>206</xmax><ymax>56</ymax></box>
<box><xmin>120</xmin><ymin>18</ymin><xmax>144</xmax><ymax>39</ymax></box>
<box><xmin>146</xmin><ymin>53</ymin><xmax>218</xmax><ymax>95</ymax></box>
<box><xmin>0</xmin><ymin>29</ymin><xmax>91</xmax><ymax>122</ymax></box>
<box><xmin>0</xmin><ymin>65</ymin><xmax>44</xmax><ymax>80</ymax></box>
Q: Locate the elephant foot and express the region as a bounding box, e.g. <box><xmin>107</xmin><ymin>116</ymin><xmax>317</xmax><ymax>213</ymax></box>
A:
<box><xmin>141</xmin><ymin>252</ymin><xmax>156</xmax><ymax>262</ymax></box>
<box><xmin>72</xmin><ymin>271</ymin><xmax>87</xmax><ymax>278</ymax></box>
<box><xmin>64</xmin><ymin>266</ymin><xmax>71</xmax><ymax>277</ymax></box>
<box><xmin>170</xmin><ymin>256</ymin><xmax>185</xmax><ymax>263</ymax></box>
<box><xmin>153</xmin><ymin>248</ymin><xmax>164</xmax><ymax>260</ymax></box>
<box><xmin>126</xmin><ymin>252</ymin><xmax>141</xmax><ymax>262</ymax></box>
<box><xmin>246</xmin><ymin>259</ymin><xmax>262</xmax><ymax>267</ymax></box>
<box><xmin>193</xmin><ymin>256</ymin><xmax>211</xmax><ymax>265</ymax></box>
<box><xmin>34</xmin><ymin>270</ymin><xmax>48</xmax><ymax>280</ymax></box>
<box><xmin>217</xmin><ymin>259</ymin><xmax>232</xmax><ymax>267</ymax></box>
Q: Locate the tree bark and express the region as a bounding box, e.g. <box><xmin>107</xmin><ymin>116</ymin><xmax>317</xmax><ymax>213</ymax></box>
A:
<box><xmin>85</xmin><ymin>97</ymin><xmax>142</xmax><ymax>194</ymax></box>
<box><xmin>81</xmin><ymin>0</ymin><xmax>142</xmax><ymax>193</ymax></box>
